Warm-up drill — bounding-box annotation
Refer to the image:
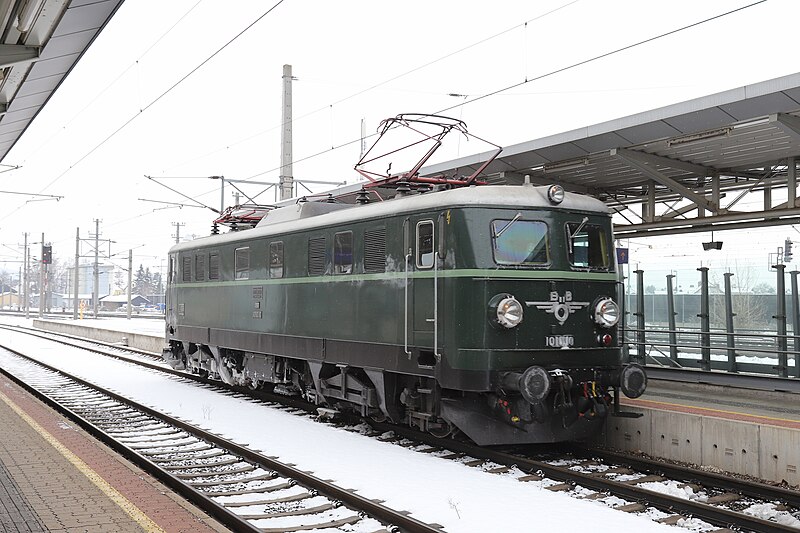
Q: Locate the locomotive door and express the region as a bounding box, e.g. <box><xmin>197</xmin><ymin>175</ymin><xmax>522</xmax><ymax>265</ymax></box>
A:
<box><xmin>411</xmin><ymin>218</ymin><xmax>436</xmax><ymax>353</ymax></box>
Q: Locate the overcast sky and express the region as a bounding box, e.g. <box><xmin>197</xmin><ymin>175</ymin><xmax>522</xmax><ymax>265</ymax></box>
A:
<box><xmin>0</xmin><ymin>0</ymin><xmax>798</xmax><ymax>288</ymax></box>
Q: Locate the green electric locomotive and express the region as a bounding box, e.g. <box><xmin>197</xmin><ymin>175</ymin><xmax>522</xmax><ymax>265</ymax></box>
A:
<box><xmin>163</xmin><ymin>180</ymin><xmax>646</xmax><ymax>444</ymax></box>
<box><xmin>162</xmin><ymin>115</ymin><xmax>646</xmax><ymax>445</ymax></box>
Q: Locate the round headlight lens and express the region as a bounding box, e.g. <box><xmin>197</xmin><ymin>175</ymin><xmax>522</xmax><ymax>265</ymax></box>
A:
<box><xmin>594</xmin><ymin>297</ymin><xmax>619</xmax><ymax>327</ymax></box>
<box><xmin>547</xmin><ymin>184</ymin><xmax>565</xmax><ymax>205</ymax></box>
<box><xmin>497</xmin><ymin>296</ymin><xmax>524</xmax><ymax>328</ymax></box>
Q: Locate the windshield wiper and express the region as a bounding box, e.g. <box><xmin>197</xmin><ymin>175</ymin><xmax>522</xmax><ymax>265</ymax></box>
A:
<box><xmin>495</xmin><ymin>212</ymin><xmax>522</xmax><ymax>238</ymax></box>
<box><xmin>567</xmin><ymin>216</ymin><xmax>589</xmax><ymax>253</ymax></box>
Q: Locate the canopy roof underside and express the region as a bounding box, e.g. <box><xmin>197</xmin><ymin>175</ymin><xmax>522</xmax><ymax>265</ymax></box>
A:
<box><xmin>421</xmin><ymin>72</ymin><xmax>800</xmax><ymax>239</ymax></box>
<box><xmin>0</xmin><ymin>0</ymin><xmax>124</xmax><ymax>164</ymax></box>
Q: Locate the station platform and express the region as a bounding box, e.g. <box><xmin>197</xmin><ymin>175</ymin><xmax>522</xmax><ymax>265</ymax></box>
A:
<box><xmin>24</xmin><ymin>317</ymin><xmax>800</xmax><ymax>489</ymax></box>
<box><xmin>0</xmin><ymin>371</ymin><xmax>227</xmax><ymax>533</ymax></box>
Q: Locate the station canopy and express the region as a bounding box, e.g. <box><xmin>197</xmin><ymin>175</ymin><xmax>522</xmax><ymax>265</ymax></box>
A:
<box><xmin>0</xmin><ymin>0</ymin><xmax>124</xmax><ymax>163</ymax></box>
<box><xmin>421</xmin><ymin>72</ymin><xmax>800</xmax><ymax>239</ymax></box>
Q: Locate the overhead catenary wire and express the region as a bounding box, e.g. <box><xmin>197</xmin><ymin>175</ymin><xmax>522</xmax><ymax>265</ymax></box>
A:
<box><xmin>160</xmin><ymin>0</ymin><xmax>581</xmax><ymax>176</ymax></box>
<box><xmin>34</xmin><ymin>0</ymin><xmax>287</xmax><ymax>196</ymax></box>
<box><xmin>18</xmin><ymin>0</ymin><xmax>207</xmax><ymax>166</ymax></box>
<box><xmin>240</xmin><ymin>0</ymin><xmax>767</xmax><ymax>182</ymax></box>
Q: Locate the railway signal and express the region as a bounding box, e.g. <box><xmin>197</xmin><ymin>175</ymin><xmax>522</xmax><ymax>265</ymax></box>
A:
<box><xmin>41</xmin><ymin>244</ymin><xmax>52</xmax><ymax>264</ymax></box>
<box><xmin>785</xmin><ymin>239</ymin><xmax>793</xmax><ymax>262</ymax></box>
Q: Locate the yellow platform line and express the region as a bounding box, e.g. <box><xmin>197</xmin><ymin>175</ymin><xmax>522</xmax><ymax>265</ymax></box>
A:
<box><xmin>0</xmin><ymin>389</ymin><xmax>165</xmax><ymax>533</ymax></box>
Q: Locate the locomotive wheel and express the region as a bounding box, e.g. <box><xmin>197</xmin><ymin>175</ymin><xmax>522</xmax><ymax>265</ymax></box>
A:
<box><xmin>428</xmin><ymin>419</ymin><xmax>454</xmax><ymax>438</ymax></box>
<box><xmin>368</xmin><ymin>409</ymin><xmax>387</xmax><ymax>423</ymax></box>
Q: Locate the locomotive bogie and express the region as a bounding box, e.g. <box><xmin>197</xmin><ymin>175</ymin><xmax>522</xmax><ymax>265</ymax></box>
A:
<box><xmin>163</xmin><ymin>185</ymin><xmax>644</xmax><ymax>444</ymax></box>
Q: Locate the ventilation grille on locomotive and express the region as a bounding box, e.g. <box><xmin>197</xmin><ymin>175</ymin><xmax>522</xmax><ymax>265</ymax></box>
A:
<box><xmin>364</xmin><ymin>227</ymin><xmax>387</xmax><ymax>273</ymax></box>
<box><xmin>308</xmin><ymin>237</ymin><xmax>326</xmax><ymax>275</ymax></box>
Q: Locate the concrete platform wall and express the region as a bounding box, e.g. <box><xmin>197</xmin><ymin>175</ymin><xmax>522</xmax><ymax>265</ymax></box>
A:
<box><xmin>32</xmin><ymin>320</ymin><xmax>164</xmax><ymax>354</ymax></box>
<box><xmin>596</xmin><ymin>405</ymin><xmax>800</xmax><ymax>487</ymax></box>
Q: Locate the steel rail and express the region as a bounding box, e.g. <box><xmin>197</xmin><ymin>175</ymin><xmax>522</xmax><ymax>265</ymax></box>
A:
<box><xmin>5</xmin><ymin>324</ymin><xmax>799</xmax><ymax>529</ymax></box>
<box><xmin>367</xmin><ymin>421</ymin><xmax>799</xmax><ymax>533</ymax></box>
<box><xmin>0</xmin><ymin>343</ymin><xmax>441</xmax><ymax>533</ymax></box>
<box><xmin>567</xmin><ymin>445</ymin><xmax>800</xmax><ymax>509</ymax></box>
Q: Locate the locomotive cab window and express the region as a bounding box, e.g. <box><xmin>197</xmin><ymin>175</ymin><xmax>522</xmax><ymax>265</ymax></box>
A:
<box><xmin>269</xmin><ymin>242</ymin><xmax>284</xmax><ymax>278</ymax></box>
<box><xmin>491</xmin><ymin>219</ymin><xmax>549</xmax><ymax>265</ymax></box>
<box><xmin>416</xmin><ymin>220</ymin><xmax>435</xmax><ymax>269</ymax></box>
<box><xmin>334</xmin><ymin>232</ymin><xmax>353</xmax><ymax>274</ymax></box>
<box><xmin>235</xmin><ymin>247</ymin><xmax>250</xmax><ymax>280</ymax></box>
<box><xmin>566</xmin><ymin>222</ymin><xmax>610</xmax><ymax>269</ymax></box>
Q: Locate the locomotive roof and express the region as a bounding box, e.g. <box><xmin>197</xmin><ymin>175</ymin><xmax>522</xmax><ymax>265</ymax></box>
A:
<box><xmin>170</xmin><ymin>184</ymin><xmax>609</xmax><ymax>252</ymax></box>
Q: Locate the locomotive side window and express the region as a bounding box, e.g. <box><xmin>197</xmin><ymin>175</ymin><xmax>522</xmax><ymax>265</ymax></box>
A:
<box><xmin>195</xmin><ymin>254</ymin><xmax>205</xmax><ymax>281</ymax></box>
<box><xmin>333</xmin><ymin>232</ymin><xmax>353</xmax><ymax>274</ymax></box>
<box><xmin>208</xmin><ymin>252</ymin><xmax>220</xmax><ymax>280</ymax></box>
<box><xmin>364</xmin><ymin>227</ymin><xmax>386</xmax><ymax>273</ymax></box>
<box><xmin>181</xmin><ymin>256</ymin><xmax>191</xmax><ymax>282</ymax></box>
<box><xmin>168</xmin><ymin>256</ymin><xmax>175</xmax><ymax>283</ymax></box>
<box><xmin>308</xmin><ymin>237</ymin><xmax>326</xmax><ymax>276</ymax></box>
<box><xmin>566</xmin><ymin>222</ymin><xmax>610</xmax><ymax>269</ymax></box>
<box><xmin>235</xmin><ymin>247</ymin><xmax>250</xmax><ymax>280</ymax></box>
<box><xmin>416</xmin><ymin>220</ymin><xmax>435</xmax><ymax>268</ymax></box>
<box><xmin>269</xmin><ymin>241</ymin><xmax>284</xmax><ymax>278</ymax></box>
<box><xmin>491</xmin><ymin>219</ymin><xmax>549</xmax><ymax>265</ymax></box>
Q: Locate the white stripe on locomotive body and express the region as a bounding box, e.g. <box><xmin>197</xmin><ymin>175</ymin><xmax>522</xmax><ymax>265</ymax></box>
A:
<box><xmin>169</xmin><ymin>184</ymin><xmax>610</xmax><ymax>253</ymax></box>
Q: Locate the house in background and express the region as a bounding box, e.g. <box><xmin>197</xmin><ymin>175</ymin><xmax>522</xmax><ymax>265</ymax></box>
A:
<box><xmin>99</xmin><ymin>293</ymin><xmax>151</xmax><ymax>310</ymax></box>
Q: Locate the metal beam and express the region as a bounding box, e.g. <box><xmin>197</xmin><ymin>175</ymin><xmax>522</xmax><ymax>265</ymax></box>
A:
<box><xmin>611</xmin><ymin>147</ymin><xmax>713</xmax><ymax>176</ymax></box>
<box><xmin>615</xmin><ymin>206</ymin><xmax>800</xmax><ymax>234</ymax></box>
<box><xmin>615</xmin><ymin>216</ymin><xmax>800</xmax><ymax>239</ymax></box>
<box><xmin>772</xmin><ymin>113</ymin><xmax>800</xmax><ymax>142</ymax></box>
<box><xmin>611</xmin><ymin>148</ymin><xmax>717</xmax><ymax>212</ymax></box>
<box><xmin>0</xmin><ymin>44</ymin><xmax>39</xmax><ymax>69</ymax></box>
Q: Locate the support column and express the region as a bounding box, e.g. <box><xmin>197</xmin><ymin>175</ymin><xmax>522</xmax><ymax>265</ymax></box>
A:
<box><xmin>666</xmin><ymin>274</ymin><xmax>678</xmax><ymax>361</ymax></box>
<box><xmin>789</xmin><ymin>157</ymin><xmax>797</xmax><ymax>208</ymax></box>
<box><xmin>723</xmin><ymin>272</ymin><xmax>737</xmax><ymax>373</ymax></box>
<box><xmin>634</xmin><ymin>269</ymin><xmax>646</xmax><ymax>364</ymax></box>
<box><xmin>791</xmin><ymin>270</ymin><xmax>800</xmax><ymax>378</ymax></box>
<box><xmin>698</xmin><ymin>267</ymin><xmax>711</xmax><ymax>371</ymax></box>
<box><xmin>774</xmin><ymin>264</ymin><xmax>788</xmax><ymax>377</ymax></box>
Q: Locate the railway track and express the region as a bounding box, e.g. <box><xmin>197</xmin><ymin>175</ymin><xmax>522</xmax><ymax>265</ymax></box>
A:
<box><xmin>362</xmin><ymin>422</ymin><xmax>800</xmax><ymax>532</ymax></box>
<box><xmin>2</xmin><ymin>323</ymin><xmax>799</xmax><ymax>531</ymax></box>
<box><xmin>0</xmin><ymin>342</ymin><xmax>441</xmax><ymax>533</ymax></box>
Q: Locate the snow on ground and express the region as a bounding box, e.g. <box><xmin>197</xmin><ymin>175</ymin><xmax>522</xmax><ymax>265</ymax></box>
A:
<box><xmin>0</xmin><ymin>317</ymin><xmax>674</xmax><ymax>532</ymax></box>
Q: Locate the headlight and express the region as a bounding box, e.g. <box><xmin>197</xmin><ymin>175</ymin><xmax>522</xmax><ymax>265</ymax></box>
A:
<box><xmin>496</xmin><ymin>296</ymin><xmax>524</xmax><ymax>328</ymax></box>
<box><xmin>546</xmin><ymin>184</ymin><xmax>565</xmax><ymax>205</ymax></box>
<box><xmin>594</xmin><ymin>297</ymin><xmax>619</xmax><ymax>327</ymax></box>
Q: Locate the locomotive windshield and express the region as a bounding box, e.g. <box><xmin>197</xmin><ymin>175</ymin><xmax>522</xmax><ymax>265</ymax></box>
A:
<box><xmin>566</xmin><ymin>222</ymin><xmax>611</xmax><ymax>269</ymax></box>
<box><xmin>491</xmin><ymin>219</ymin><xmax>549</xmax><ymax>265</ymax></box>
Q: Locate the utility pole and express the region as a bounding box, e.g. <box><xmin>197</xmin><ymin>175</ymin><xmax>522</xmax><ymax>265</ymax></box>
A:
<box><xmin>73</xmin><ymin>227</ymin><xmax>79</xmax><ymax>319</ymax></box>
<box><xmin>279</xmin><ymin>64</ymin><xmax>294</xmax><ymax>201</ymax></box>
<box><xmin>127</xmin><ymin>249</ymin><xmax>132</xmax><ymax>320</ymax></box>
<box><xmin>171</xmin><ymin>222</ymin><xmax>185</xmax><ymax>244</ymax></box>
<box><xmin>38</xmin><ymin>232</ymin><xmax>44</xmax><ymax>318</ymax></box>
<box><xmin>92</xmin><ymin>219</ymin><xmax>100</xmax><ymax>318</ymax></box>
<box><xmin>23</xmin><ymin>232</ymin><xmax>28</xmax><ymax>318</ymax></box>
